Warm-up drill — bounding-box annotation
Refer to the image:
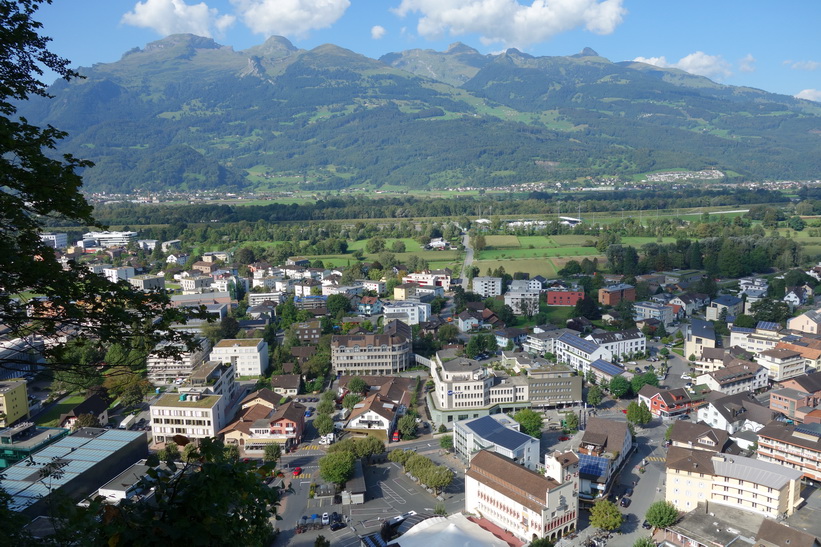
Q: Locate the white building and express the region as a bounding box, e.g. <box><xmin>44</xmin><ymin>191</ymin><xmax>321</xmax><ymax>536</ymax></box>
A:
<box><xmin>331</xmin><ymin>333</ymin><xmax>411</xmax><ymax>376</ymax></box>
<box><xmin>40</xmin><ymin>232</ymin><xmax>68</xmax><ymax>248</ymax></box>
<box><xmin>453</xmin><ymin>414</ymin><xmax>539</xmax><ymax>470</ymax></box>
<box><xmin>695</xmin><ymin>362</ymin><xmax>768</xmax><ymax>395</ymax></box>
<box><xmin>585</xmin><ymin>328</ymin><xmax>646</xmax><ymax>361</ymax></box>
<box><xmin>633</xmin><ymin>301</ymin><xmax>674</xmax><ymax>327</ymax></box>
<box><xmin>210</xmin><ymin>338</ymin><xmax>269</xmax><ymax>377</ymax></box>
<box><xmin>82</xmin><ymin>231</ymin><xmax>138</xmax><ymax>248</ymax></box>
<box><xmin>509</xmin><ymin>279</ymin><xmax>543</xmax><ymax>292</ymax></box>
<box><xmin>756</xmin><ymin>347</ymin><xmax>806</xmax><ymax>382</ymax></box>
<box><xmin>402</xmin><ymin>270</ymin><xmax>451</xmax><ymax>291</ymax></box>
<box><xmin>103</xmin><ymin>266</ymin><xmax>135</xmax><ymax>284</ymax></box>
<box><xmin>466</xmin><ymin>450</ymin><xmax>578</xmax><ymax>543</ymax></box>
<box><xmin>730</xmin><ymin>322</ymin><xmax>786</xmax><ymax>354</ymax></box>
<box><xmin>180</xmin><ymin>275</ymin><xmax>213</xmax><ymax>295</ymax></box>
<box><xmin>147</xmin><ymin>338</ymin><xmax>211</xmax><ymax>385</ymax></box>
<box><xmin>697</xmin><ymin>392</ymin><xmax>779</xmax><ymax>436</ymax></box>
<box><xmin>345</xmin><ymin>393</ymin><xmax>398</xmax><ymax>441</ymax></box>
<box><xmin>554</xmin><ymin>333</ymin><xmax>613</xmax><ymax>375</ymax></box>
<box><xmin>248</xmin><ymin>292</ymin><xmax>286</xmax><ymax>306</ymax></box>
<box><xmin>504</xmin><ymin>289</ymin><xmax>540</xmax><ymax>316</ymax></box>
<box><xmin>150</xmin><ymin>392</ymin><xmax>225</xmax><ymax>444</ymax></box>
<box><xmin>472</xmin><ymin>277</ymin><xmax>502</xmax><ymax>298</ymax></box>
<box><xmin>382</xmin><ymin>301</ymin><xmax>431</xmax><ymax>326</ymax></box>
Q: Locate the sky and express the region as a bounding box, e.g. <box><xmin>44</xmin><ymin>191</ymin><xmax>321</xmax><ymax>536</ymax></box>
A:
<box><xmin>35</xmin><ymin>0</ymin><xmax>821</xmax><ymax>101</ymax></box>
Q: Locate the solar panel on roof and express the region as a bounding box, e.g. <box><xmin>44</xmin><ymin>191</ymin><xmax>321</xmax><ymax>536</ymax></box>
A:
<box><xmin>795</xmin><ymin>424</ymin><xmax>821</xmax><ymax>437</ymax></box>
<box><xmin>756</xmin><ymin>321</ymin><xmax>778</xmax><ymax>331</ymax></box>
<box><xmin>578</xmin><ymin>454</ymin><xmax>608</xmax><ymax>478</ymax></box>
<box><xmin>589</xmin><ymin>359</ymin><xmax>623</xmax><ymax>377</ymax></box>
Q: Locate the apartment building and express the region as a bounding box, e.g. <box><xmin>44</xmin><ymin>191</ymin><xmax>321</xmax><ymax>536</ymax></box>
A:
<box><xmin>180</xmin><ymin>275</ymin><xmax>213</xmax><ymax>295</ymax></box>
<box><xmin>402</xmin><ymin>270</ymin><xmax>451</xmax><ymax>291</ymax></box>
<box><xmin>757</xmin><ymin>421</ymin><xmax>821</xmax><ymax>482</ymax></box>
<box><xmin>454</xmin><ymin>414</ymin><xmax>540</xmax><ymax>469</ymax></box>
<box><xmin>598</xmin><ymin>283</ymin><xmax>635</xmax><ymax>306</ymax></box>
<box><xmin>756</xmin><ymin>347</ymin><xmax>806</xmax><ymax>382</ymax></box>
<box><xmin>128</xmin><ymin>274</ymin><xmax>166</xmax><ymax>292</ymax></box>
<box><xmin>633</xmin><ymin>301</ymin><xmax>675</xmax><ymax>327</ymax></box>
<box><xmin>685</xmin><ymin>319</ymin><xmax>718</xmax><ymax>361</ymax></box>
<box><xmin>586</xmin><ymin>328</ymin><xmax>646</xmax><ymax>360</ymax></box>
<box><xmin>0</xmin><ymin>380</ymin><xmax>29</xmax><ymax>427</ymax></box>
<box><xmin>466</xmin><ymin>450</ymin><xmax>578</xmax><ymax>543</ymax></box>
<box><xmin>151</xmin><ymin>392</ymin><xmax>224</xmax><ymax>444</ymax></box>
<box><xmin>697</xmin><ymin>392</ymin><xmax>779</xmax><ymax>436</ymax></box>
<box><xmin>545</xmin><ymin>288</ymin><xmax>584</xmax><ymax>307</ymax></box>
<box><xmin>40</xmin><ymin>232</ymin><xmax>67</xmax><ymax>248</ymax></box>
<box><xmin>504</xmin><ymin>289</ymin><xmax>540</xmax><ymax>315</ymax></box>
<box><xmin>665</xmin><ymin>447</ymin><xmax>802</xmax><ymax>518</ymax></box>
<box><xmin>787</xmin><ymin>309</ymin><xmax>821</xmax><ymax>335</ymax></box>
<box><xmin>706</xmin><ymin>294</ymin><xmax>744</xmax><ymax>321</ymax></box>
<box><xmin>210</xmin><ymin>338</ymin><xmax>269</xmax><ymax>377</ymax></box>
<box><xmin>730</xmin><ymin>321</ymin><xmax>785</xmax><ymax>354</ymax></box>
<box><xmin>578</xmin><ymin>418</ymin><xmax>632</xmax><ymax>497</ymax></box>
<box><xmin>103</xmin><ymin>266</ymin><xmax>135</xmax><ymax>284</ymax></box>
<box><xmin>146</xmin><ymin>339</ymin><xmax>211</xmax><ymax>386</ymax></box>
<box><xmin>294</xmin><ymin>321</ymin><xmax>322</xmax><ymax>344</ymax></box>
<box><xmin>695</xmin><ymin>363</ymin><xmax>769</xmax><ymax>395</ymax></box>
<box><xmin>471</xmin><ymin>276</ymin><xmax>502</xmax><ymax>298</ymax></box>
<box><xmin>331</xmin><ymin>333</ymin><xmax>411</xmax><ymax>376</ymax></box>
<box><xmin>554</xmin><ymin>333</ymin><xmax>613</xmax><ymax>375</ymax></box>
<box><xmin>82</xmin><ymin>230</ymin><xmax>138</xmax><ymax>247</ymax></box>
<box><xmin>382</xmin><ymin>301</ymin><xmax>431</xmax><ymax>326</ymax></box>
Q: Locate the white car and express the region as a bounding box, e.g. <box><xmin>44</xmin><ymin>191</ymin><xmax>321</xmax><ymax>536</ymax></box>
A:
<box><xmin>322</xmin><ymin>513</ymin><xmax>330</xmax><ymax>525</ymax></box>
<box><xmin>681</xmin><ymin>374</ymin><xmax>691</xmax><ymax>380</ymax></box>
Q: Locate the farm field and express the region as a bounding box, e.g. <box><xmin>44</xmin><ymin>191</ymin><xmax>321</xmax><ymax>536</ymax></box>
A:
<box><xmin>473</xmin><ymin>258</ymin><xmax>560</xmax><ymax>278</ymax></box>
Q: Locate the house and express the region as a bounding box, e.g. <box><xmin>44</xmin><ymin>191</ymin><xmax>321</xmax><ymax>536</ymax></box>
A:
<box><xmin>357</xmin><ymin>296</ymin><xmax>383</xmax><ymax>316</ymax></box>
<box><xmin>465</xmin><ymin>450</ymin><xmax>578</xmax><ymax>543</ymax></box>
<box><xmin>270</xmin><ymin>375</ymin><xmax>301</xmax><ymax>398</ymax></box>
<box><xmin>294</xmin><ymin>321</ymin><xmax>321</xmax><ymax>344</ymax></box>
<box><xmin>577</xmin><ymin>417</ymin><xmax>632</xmax><ymax>498</ymax></box>
<box><xmin>59</xmin><ymin>395</ymin><xmax>109</xmax><ymax>429</ymax></box>
<box><xmin>345</xmin><ymin>393</ymin><xmax>398</xmax><ymax>441</ymax></box>
<box><xmin>220</xmin><ymin>398</ymin><xmax>306</xmax><ymax>453</ymax></box>
<box><xmin>697</xmin><ymin>392</ymin><xmax>780</xmax><ymax>436</ymax></box>
<box><xmin>585</xmin><ymin>328</ymin><xmax>646</xmax><ymax>361</ymax></box>
<box><xmin>494</xmin><ymin>327</ymin><xmax>528</xmax><ymax>349</ymax></box>
<box><xmin>695</xmin><ymin>362</ymin><xmax>769</xmax><ymax>395</ymax></box>
<box><xmin>785</xmin><ymin>285</ymin><xmax>812</xmax><ymax>308</ymax></box>
<box><xmin>210</xmin><ymin>338</ymin><xmax>269</xmax><ymax>377</ymax></box>
<box><xmin>597</xmin><ymin>283</ymin><xmax>635</xmax><ymax>306</ymax></box>
<box><xmin>755</xmin><ymin>519</ymin><xmax>821</xmax><ymax>547</ymax></box>
<box><xmin>685</xmin><ymin>319</ymin><xmax>718</xmax><ymax>361</ymax></box>
<box><xmin>453</xmin><ymin>414</ymin><xmax>540</xmax><ymax>469</ymax></box>
<box><xmin>665</xmin><ymin>448</ymin><xmax>802</xmax><ymax>517</ymax></box>
<box><xmin>693</xmin><ymin>345</ymin><xmax>755</xmax><ymax>374</ymax></box>
<box><xmin>638</xmin><ymin>385</ymin><xmax>694</xmax><ymax>418</ymax></box>
<box><xmin>668</xmin><ymin>420</ymin><xmax>731</xmax><ymax>453</ymax></box>
<box><xmin>706</xmin><ymin>294</ymin><xmax>743</xmax><ymax>321</ymax></box>
<box><xmin>337</xmin><ymin>375</ymin><xmax>415</xmax><ymax>410</ymax></box>
<box><xmin>789</xmin><ymin>308</ymin><xmax>821</xmax><ymax>334</ymax></box>
<box><xmin>669</xmin><ymin>292</ymin><xmax>709</xmax><ymax>317</ymax></box>
<box><xmin>756</xmin><ymin>347</ymin><xmax>806</xmax><ymax>381</ymax></box>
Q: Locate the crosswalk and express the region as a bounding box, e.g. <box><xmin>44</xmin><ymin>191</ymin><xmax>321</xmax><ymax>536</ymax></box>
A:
<box><xmin>299</xmin><ymin>445</ymin><xmax>323</xmax><ymax>451</ymax></box>
<box><xmin>645</xmin><ymin>456</ymin><xmax>666</xmax><ymax>462</ymax></box>
<box><xmin>293</xmin><ymin>472</ymin><xmax>312</xmax><ymax>479</ymax></box>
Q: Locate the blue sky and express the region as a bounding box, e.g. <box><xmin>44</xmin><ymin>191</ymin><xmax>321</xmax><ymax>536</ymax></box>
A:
<box><xmin>36</xmin><ymin>0</ymin><xmax>821</xmax><ymax>100</ymax></box>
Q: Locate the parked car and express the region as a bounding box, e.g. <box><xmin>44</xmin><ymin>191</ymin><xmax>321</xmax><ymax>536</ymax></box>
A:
<box><xmin>558</xmin><ymin>436</ymin><xmax>570</xmax><ymax>441</ymax></box>
<box><xmin>642</xmin><ymin>520</ymin><xmax>652</xmax><ymax>529</ymax></box>
<box><xmin>331</xmin><ymin>511</ymin><xmax>340</xmax><ymax>523</ymax></box>
<box><xmin>619</xmin><ymin>497</ymin><xmax>631</xmax><ymax>508</ymax></box>
<box><xmin>322</xmin><ymin>512</ymin><xmax>330</xmax><ymax>525</ymax></box>
<box><xmin>292</xmin><ymin>467</ymin><xmax>302</xmax><ymax>476</ymax></box>
<box><xmin>624</xmin><ymin>487</ymin><xmax>633</xmax><ymax>497</ymax></box>
<box><xmin>330</xmin><ymin>522</ymin><xmax>346</xmax><ymax>531</ymax></box>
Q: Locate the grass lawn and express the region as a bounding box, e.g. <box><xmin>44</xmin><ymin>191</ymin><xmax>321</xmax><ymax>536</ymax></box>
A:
<box><xmin>517</xmin><ymin>235</ymin><xmax>559</xmax><ymax>248</ymax></box>
<box><xmin>484</xmin><ymin>235</ymin><xmax>521</xmax><ymax>248</ymax></box>
<box><xmin>473</xmin><ymin>258</ymin><xmax>559</xmax><ymax>278</ymax></box>
<box><xmin>35</xmin><ymin>394</ymin><xmax>85</xmax><ymax>427</ymax></box>
<box><xmin>551</xmin><ymin>235</ymin><xmax>598</xmax><ymax>246</ymax></box>
<box><xmin>621</xmin><ymin>237</ymin><xmax>678</xmax><ymax>246</ymax></box>
<box><xmin>541</xmin><ymin>305</ymin><xmax>575</xmax><ymax>325</ymax></box>
<box><xmin>347</xmin><ymin>238</ymin><xmax>423</xmax><ymax>252</ymax></box>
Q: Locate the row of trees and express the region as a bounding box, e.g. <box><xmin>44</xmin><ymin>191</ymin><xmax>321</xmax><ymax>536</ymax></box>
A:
<box><xmin>590</xmin><ymin>499</ymin><xmax>679</xmax><ymax>535</ymax></box>
<box><xmin>318</xmin><ymin>436</ymin><xmax>386</xmax><ymax>486</ymax></box>
<box><xmin>387</xmin><ymin>450</ymin><xmax>455</xmax><ymax>495</ymax></box>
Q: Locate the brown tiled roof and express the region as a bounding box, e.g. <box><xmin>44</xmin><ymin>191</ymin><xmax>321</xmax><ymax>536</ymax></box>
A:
<box><xmin>755</xmin><ymin>518</ymin><xmax>821</xmax><ymax>547</ymax></box>
<box><xmin>467</xmin><ymin>451</ymin><xmax>559</xmax><ymax>514</ymax></box>
<box><xmin>582</xmin><ymin>417</ymin><xmax>629</xmax><ymax>454</ymax></box>
<box><xmin>348</xmin><ymin>393</ymin><xmax>397</xmax><ymax>422</ymax></box>
<box><xmin>669</xmin><ymin>421</ymin><xmax>729</xmax><ymax>452</ymax></box>
<box><xmin>665</xmin><ymin>446</ymin><xmax>716</xmax><ymax>474</ymax></box>
<box><xmin>218</xmin><ymin>404</ymin><xmax>275</xmax><ymax>436</ymax></box>
<box><xmin>270</xmin><ymin>400</ymin><xmax>306</xmax><ymax>424</ymax></box>
<box><xmin>240</xmin><ymin>388</ymin><xmax>280</xmax><ymax>409</ymax></box>
<box><xmin>270</xmin><ymin>375</ymin><xmax>301</xmax><ymax>390</ymax></box>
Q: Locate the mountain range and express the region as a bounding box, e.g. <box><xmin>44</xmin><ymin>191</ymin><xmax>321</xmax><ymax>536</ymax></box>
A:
<box><xmin>19</xmin><ymin>34</ymin><xmax>821</xmax><ymax>193</ymax></box>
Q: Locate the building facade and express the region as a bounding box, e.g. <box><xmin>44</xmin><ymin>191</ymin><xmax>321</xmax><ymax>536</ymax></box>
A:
<box><xmin>210</xmin><ymin>338</ymin><xmax>269</xmax><ymax>377</ymax></box>
<box><xmin>331</xmin><ymin>333</ymin><xmax>411</xmax><ymax>376</ymax></box>
<box><xmin>453</xmin><ymin>414</ymin><xmax>540</xmax><ymax>470</ymax></box>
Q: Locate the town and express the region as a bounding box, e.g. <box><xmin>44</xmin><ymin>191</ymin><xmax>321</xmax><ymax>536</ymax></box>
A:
<box><xmin>3</xmin><ymin>223</ymin><xmax>821</xmax><ymax>547</ymax></box>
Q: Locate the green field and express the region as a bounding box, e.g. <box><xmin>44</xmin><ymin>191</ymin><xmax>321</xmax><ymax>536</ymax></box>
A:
<box><xmin>484</xmin><ymin>235</ymin><xmax>521</xmax><ymax>248</ymax></box>
<box><xmin>35</xmin><ymin>394</ymin><xmax>85</xmax><ymax>427</ymax></box>
<box><xmin>474</xmin><ymin>258</ymin><xmax>559</xmax><ymax>278</ymax></box>
<box><xmin>347</xmin><ymin>238</ymin><xmax>423</xmax><ymax>252</ymax></box>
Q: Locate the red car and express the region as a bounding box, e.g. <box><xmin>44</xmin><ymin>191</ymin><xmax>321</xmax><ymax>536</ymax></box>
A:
<box><xmin>622</xmin><ymin>409</ymin><xmax>628</xmax><ymax>414</ymax></box>
<box><xmin>292</xmin><ymin>467</ymin><xmax>302</xmax><ymax>476</ymax></box>
<box><xmin>558</xmin><ymin>436</ymin><xmax>570</xmax><ymax>441</ymax></box>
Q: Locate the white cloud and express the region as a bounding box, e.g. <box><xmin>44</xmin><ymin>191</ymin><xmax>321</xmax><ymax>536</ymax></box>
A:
<box><xmin>739</xmin><ymin>54</ymin><xmax>755</xmax><ymax>73</ymax></box>
<box><xmin>230</xmin><ymin>0</ymin><xmax>350</xmax><ymax>38</ymax></box>
<box><xmin>122</xmin><ymin>0</ymin><xmax>235</xmax><ymax>37</ymax></box>
<box><xmin>394</xmin><ymin>0</ymin><xmax>626</xmax><ymax>50</ymax></box>
<box><xmin>796</xmin><ymin>89</ymin><xmax>821</xmax><ymax>102</ymax></box>
<box><xmin>633</xmin><ymin>51</ymin><xmax>731</xmax><ymax>80</ymax></box>
<box><xmin>371</xmin><ymin>25</ymin><xmax>387</xmax><ymax>40</ymax></box>
<box><xmin>789</xmin><ymin>60</ymin><xmax>821</xmax><ymax>71</ymax></box>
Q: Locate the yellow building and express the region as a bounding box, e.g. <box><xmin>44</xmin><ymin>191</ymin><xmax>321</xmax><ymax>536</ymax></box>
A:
<box><xmin>0</xmin><ymin>379</ymin><xmax>29</xmax><ymax>427</ymax></box>
<box><xmin>665</xmin><ymin>447</ymin><xmax>803</xmax><ymax>518</ymax></box>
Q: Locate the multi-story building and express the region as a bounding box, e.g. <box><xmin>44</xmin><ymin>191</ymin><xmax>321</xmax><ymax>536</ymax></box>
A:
<box><xmin>597</xmin><ymin>283</ymin><xmax>635</xmax><ymax>306</ymax></box>
<box><xmin>633</xmin><ymin>301</ymin><xmax>675</xmax><ymax>327</ymax></box>
<box><xmin>392</xmin><ymin>283</ymin><xmax>417</xmax><ymax>301</ymax></box>
<box><xmin>151</xmin><ymin>392</ymin><xmax>224</xmax><ymax>444</ymax></box>
<box><xmin>775</xmin><ymin>341</ymin><xmax>821</xmax><ymax>371</ymax></box>
<box><xmin>40</xmin><ymin>232</ymin><xmax>68</xmax><ymax>248</ymax></box>
<box><xmin>471</xmin><ymin>276</ymin><xmax>502</xmax><ymax>298</ymax></box>
<box><xmin>787</xmin><ymin>309</ymin><xmax>821</xmax><ymax>335</ymax></box>
<box><xmin>504</xmin><ymin>289</ymin><xmax>540</xmax><ymax>316</ymax></box>
<box><xmin>466</xmin><ymin>450</ymin><xmax>578</xmax><ymax>543</ymax></box>
<box><xmin>210</xmin><ymin>338</ymin><xmax>269</xmax><ymax>377</ymax></box>
<box><xmin>103</xmin><ymin>266</ymin><xmax>135</xmax><ymax>284</ymax></box>
<box><xmin>524</xmin><ymin>364</ymin><xmax>582</xmax><ymax>409</ymax></box>
<box><xmin>248</xmin><ymin>292</ymin><xmax>286</xmax><ymax>306</ymax></box>
<box><xmin>146</xmin><ymin>339</ymin><xmax>211</xmax><ymax>386</ymax></box>
<box><xmin>220</xmin><ymin>396</ymin><xmax>306</xmax><ymax>453</ymax></box>
<box><xmin>382</xmin><ymin>301</ymin><xmax>431</xmax><ymax>326</ymax></box>
<box><xmin>769</xmin><ymin>387</ymin><xmax>817</xmax><ymax>423</ymax></box>
<box><xmin>638</xmin><ymin>385</ymin><xmax>694</xmax><ymax>419</ymax></box>
<box><xmin>402</xmin><ymin>270</ymin><xmax>451</xmax><ymax>291</ymax></box>
<box><xmin>331</xmin><ymin>333</ymin><xmax>411</xmax><ymax>376</ymax></box>
<box><xmin>545</xmin><ymin>288</ymin><xmax>584</xmax><ymax>307</ymax></box>
<box><xmin>82</xmin><ymin>230</ymin><xmax>138</xmax><ymax>248</ymax></box>
<box><xmin>665</xmin><ymin>447</ymin><xmax>802</xmax><ymax>518</ymax></box>
<box><xmin>294</xmin><ymin>321</ymin><xmax>322</xmax><ymax>344</ymax></box>
<box><xmin>180</xmin><ymin>275</ymin><xmax>213</xmax><ymax>294</ymax></box>
<box><xmin>345</xmin><ymin>393</ymin><xmax>399</xmax><ymax>442</ymax></box>
<box><xmin>757</xmin><ymin>421</ymin><xmax>821</xmax><ymax>482</ymax></box>
<box><xmin>554</xmin><ymin>333</ymin><xmax>613</xmax><ymax>374</ymax></box>
<box><xmin>356</xmin><ymin>279</ymin><xmax>386</xmax><ymax>295</ymax></box>
<box><xmin>178</xmin><ymin>360</ymin><xmax>237</xmax><ymax>427</ymax></box>
<box><xmin>509</xmin><ymin>279</ymin><xmax>543</xmax><ymax>292</ymax></box>
<box><xmin>577</xmin><ymin>418</ymin><xmax>632</xmax><ymax>498</ymax></box>
<box><xmin>128</xmin><ymin>274</ymin><xmax>166</xmax><ymax>292</ymax></box>
<box><xmin>706</xmin><ymin>294</ymin><xmax>744</xmax><ymax>321</ymax></box>
<box><xmin>0</xmin><ymin>379</ymin><xmax>29</xmax><ymax>427</ymax></box>
<box><xmin>756</xmin><ymin>347</ymin><xmax>806</xmax><ymax>382</ymax></box>
<box><xmin>453</xmin><ymin>414</ymin><xmax>540</xmax><ymax>469</ymax></box>
<box><xmin>730</xmin><ymin>321</ymin><xmax>785</xmax><ymax>354</ymax></box>
<box><xmin>697</xmin><ymin>392</ymin><xmax>779</xmax><ymax>436</ymax></box>
<box><xmin>427</xmin><ymin>349</ymin><xmax>529</xmax><ymax>426</ymax></box>
<box><xmin>685</xmin><ymin>319</ymin><xmax>718</xmax><ymax>361</ymax></box>
<box><xmin>695</xmin><ymin>362</ymin><xmax>769</xmax><ymax>395</ymax></box>
<box><xmin>586</xmin><ymin>328</ymin><xmax>646</xmax><ymax>360</ymax></box>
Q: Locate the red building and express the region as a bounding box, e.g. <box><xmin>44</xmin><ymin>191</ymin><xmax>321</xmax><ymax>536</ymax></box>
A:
<box><xmin>598</xmin><ymin>284</ymin><xmax>636</xmax><ymax>306</ymax></box>
<box><xmin>546</xmin><ymin>289</ymin><xmax>584</xmax><ymax>307</ymax></box>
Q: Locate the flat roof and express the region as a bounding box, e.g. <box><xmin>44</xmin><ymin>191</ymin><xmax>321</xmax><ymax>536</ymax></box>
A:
<box><xmin>214</xmin><ymin>338</ymin><xmax>262</xmax><ymax>347</ymax></box>
<box><xmin>154</xmin><ymin>393</ymin><xmax>221</xmax><ymax>408</ymax></box>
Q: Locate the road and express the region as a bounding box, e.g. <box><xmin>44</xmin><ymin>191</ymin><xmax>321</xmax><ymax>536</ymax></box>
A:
<box><xmin>458</xmin><ymin>231</ymin><xmax>473</xmax><ymax>288</ymax></box>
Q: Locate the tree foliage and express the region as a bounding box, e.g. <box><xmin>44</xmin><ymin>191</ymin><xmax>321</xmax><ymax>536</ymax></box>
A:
<box><xmin>609</xmin><ymin>375</ymin><xmax>631</xmax><ymax>398</ymax></box>
<box><xmin>347</xmin><ymin>376</ymin><xmax>369</xmax><ymax>395</ymax></box>
<box><xmin>645</xmin><ymin>500</ymin><xmax>679</xmax><ymax>529</ymax></box>
<box><xmin>397</xmin><ymin>414</ymin><xmax>418</xmax><ymax>439</ymax></box>
<box><xmin>314</xmin><ymin>413</ymin><xmax>335</xmax><ymax>436</ymax></box>
<box><xmin>513</xmin><ymin>408</ymin><xmax>544</xmax><ymax>438</ymax></box>
<box><xmin>319</xmin><ymin>450</ymin><xmax>355</xmax><ymax>485</ymax></box>
<box><xmin>590</xmin><ymin>500</ymin><xmax>624</xmax><ymax>531</ymax></box>
<box><xmin>587</xmin><ymin>385</ymin><xmax>604</xmax><ymax>407</ymax></box>
<box><xmin>439</xmin><ymin>434</ymin><xmax>454</xmax><ymax>451</ymax></box>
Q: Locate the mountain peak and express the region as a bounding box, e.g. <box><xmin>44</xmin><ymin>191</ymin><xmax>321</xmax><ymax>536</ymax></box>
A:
<box><xmin>571</xmin><ymin>47</ymin><xmax>600</xmax><ymax>58</ymax></box>
<box><xmin>447</xmin><ymin>42</ymin><xmax>480</xmax><ymax>55</ymax></box>
<box><xmin>243</xmin><ymin>36</ymin><xmax>297</xmax><ymax>60</ymax></box>
<box><xmin>143</xmin><ymin>34</ymin><xmax>222</xmax><ymax>53</ymax></box>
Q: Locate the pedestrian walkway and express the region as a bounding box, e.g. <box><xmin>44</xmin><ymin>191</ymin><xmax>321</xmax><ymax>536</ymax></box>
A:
<box><xmin>293</xmin><ymin>472</ymin><xmax>312</xmax><ymax>479</ymax></box>
<box><xmin>645</xmin><ymin>456</ymin><xmax>666</xmax><ymax>462</ymax></box>
<box><xmin>299</xmin><ymin>444</ymin><xmax>323</xmax><ymax>451</ymax></box>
